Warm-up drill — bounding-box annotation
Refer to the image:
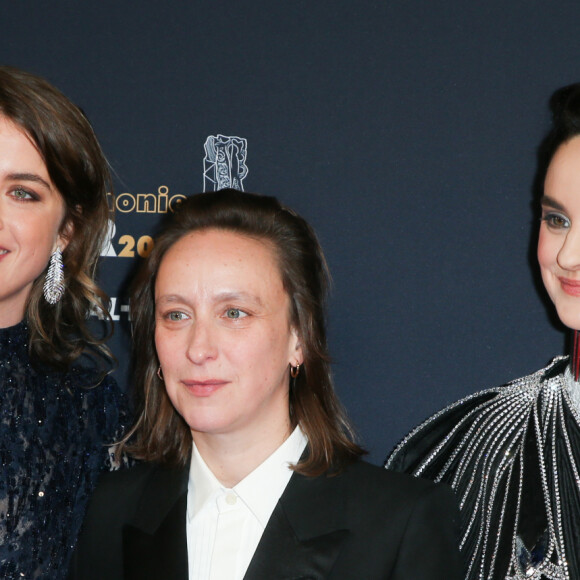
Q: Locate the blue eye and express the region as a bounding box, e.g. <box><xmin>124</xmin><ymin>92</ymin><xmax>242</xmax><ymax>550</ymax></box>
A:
<box><xmin>167</xmin><ymin>311</ymin><xmax>187</xmax><ymax>321</ymax></box>
<box><xmin>225</xmin><ymin>308</ymin><xmax>248</xmax><ymax>319</ymax></box>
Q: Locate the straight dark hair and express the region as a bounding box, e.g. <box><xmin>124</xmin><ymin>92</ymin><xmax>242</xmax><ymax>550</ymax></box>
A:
<box><xmin>122</xmin><ymin>189</ymin><xmax>365</xmax><ymax>476</ymax></box>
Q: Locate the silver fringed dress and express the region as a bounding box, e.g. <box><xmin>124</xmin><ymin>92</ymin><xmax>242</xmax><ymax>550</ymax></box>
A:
<box><xmin>386</xmin><ymin>357</ymin><xmax>580</xmax><ymax>580</ymax></box>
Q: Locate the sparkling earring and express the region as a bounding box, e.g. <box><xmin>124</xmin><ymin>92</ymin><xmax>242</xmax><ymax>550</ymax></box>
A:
<box><xmin>43</xmin><ymin>247</ymin><xmax>65</xmax><ymax>304</ymax></box>
<box><xmin>290</xmin><ymin>363</ymin><xmax>300</xmax><ymax>378</ymax></box>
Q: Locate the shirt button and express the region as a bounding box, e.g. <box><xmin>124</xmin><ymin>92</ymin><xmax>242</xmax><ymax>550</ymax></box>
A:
<box><xmin>225</xmin><ymin>493</ymin><xmax>237</xmax><ymax>505</ymax></box>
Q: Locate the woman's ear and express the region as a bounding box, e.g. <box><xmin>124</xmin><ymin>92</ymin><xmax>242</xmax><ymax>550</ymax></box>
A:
<box><xmin>290</xmin><ymin>327</ymin><xmax>304</xmax><ymax>367</ymax></box>
<box><xmin>57</xmin><ymin>219</ymin><xmax>74</xmax><ymax>251</ymax></box>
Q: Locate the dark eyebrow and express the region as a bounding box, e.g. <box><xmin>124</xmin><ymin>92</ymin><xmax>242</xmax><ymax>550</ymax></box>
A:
<box><xmin>540</xmin><ymin>195</ymin><xmax>567</xmax><ymax>212</ymax></box>
<box><xmin>7</xmin><ymin>172</ymin><xmax>53</xmax><ymax>192</ymax></box>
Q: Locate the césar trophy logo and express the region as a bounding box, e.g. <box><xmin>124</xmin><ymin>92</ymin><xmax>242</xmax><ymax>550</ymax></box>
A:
<box><xmin>203</xmin><ymin>134</ymin><xmax>248</xmax><ymax>191</ymax></box>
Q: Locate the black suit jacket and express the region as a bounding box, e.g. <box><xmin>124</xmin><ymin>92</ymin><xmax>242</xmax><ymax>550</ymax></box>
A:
<box><xmin>70</xmin><ymin>459</ymin><xmax>463</xmax><ymax>579</ymax></box>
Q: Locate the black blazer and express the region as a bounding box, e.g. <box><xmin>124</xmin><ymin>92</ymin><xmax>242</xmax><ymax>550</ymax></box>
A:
<box><xmin>70</xmin><ymin>459</ymin><xmax>463</xmax><ymax>579</ymax></box>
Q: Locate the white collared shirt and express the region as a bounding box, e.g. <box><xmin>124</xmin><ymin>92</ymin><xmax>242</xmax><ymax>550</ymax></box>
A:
<box><xmin>186</xmin><ymin>426</ymin><xmax>308</xmax><ymax>580</ymax></box>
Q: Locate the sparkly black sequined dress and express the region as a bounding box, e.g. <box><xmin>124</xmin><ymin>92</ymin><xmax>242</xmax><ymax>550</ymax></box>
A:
<box><xmin>0</xmin><ymin>322</ymin><xmax>127</xmax><ymax>579</ymax></box>
<box><xmin>386</xmin><ymin>357</ymin><xmax>580</xmax><ymax>580</ymax></box>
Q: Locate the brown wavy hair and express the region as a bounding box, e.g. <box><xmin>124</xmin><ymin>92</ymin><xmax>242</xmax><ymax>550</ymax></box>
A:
<box><xmin>123</xmin><ymin>189</ymin><xmax>365</xmax><ymax>476</ymax></box>
<box><xmin>0</xmin><ymin>66</ymin><xmax>113</xmax><ymax>371</ymax></box>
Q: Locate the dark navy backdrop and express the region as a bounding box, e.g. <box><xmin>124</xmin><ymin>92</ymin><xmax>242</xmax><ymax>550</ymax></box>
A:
<box><xmin>4</xmin><ymin>1</ymin><xmax>579</xmax><ymax>463</ymax></box>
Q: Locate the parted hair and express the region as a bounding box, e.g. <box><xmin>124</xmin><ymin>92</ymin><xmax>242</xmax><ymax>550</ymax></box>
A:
<box><xmin>123</xmin><ymin>188</ymin><xmax>365</xmax><ymax>476</ymax></box>
<box><xmin>0</xmin><ymin>66</ymin><xmax>113</xmax><ymax>370</ymax></box>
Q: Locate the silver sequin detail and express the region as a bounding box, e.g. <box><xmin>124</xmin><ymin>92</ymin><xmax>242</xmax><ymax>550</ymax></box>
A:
<box><xmin>386</xmin><ymin>357</ymin><xmax>578</xmax><ymax>580</ymax></box>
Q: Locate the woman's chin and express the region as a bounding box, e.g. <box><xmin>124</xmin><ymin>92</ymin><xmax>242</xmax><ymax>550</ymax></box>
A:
<box><xmin>554</xmin><ymin>306</ymin><xmax>580</xmax><ymax>332</ymax></box>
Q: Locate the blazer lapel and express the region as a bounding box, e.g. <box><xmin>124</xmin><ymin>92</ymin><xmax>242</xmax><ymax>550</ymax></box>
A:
<box><xmin>244</xmin><ymin>471</ymin><xmax>350</xmax><ymax>580</ymax></box>
<box><xmin>122</xmin><ymin>465</ymin><xmax>189</xmax><ymax>580</ymax></box>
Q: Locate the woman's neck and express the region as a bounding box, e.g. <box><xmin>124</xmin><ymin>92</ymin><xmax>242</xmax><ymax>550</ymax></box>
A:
<box><xmin>0</xmin><ymin>299</ymin><xmax>26</xmax><ymax>329</ymax></box>
<box><xmin>0</xmin><ymin>315</ymin><xmax>25</xmax><ymax>330</ymax></box>
<box><xmin>191</xmin><ymin>418</ymin><xmax>293</xmax><ymax>488</ymax></box>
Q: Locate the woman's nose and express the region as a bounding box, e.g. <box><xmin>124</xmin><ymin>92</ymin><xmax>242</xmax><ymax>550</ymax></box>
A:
<box><xmin>557</xmin><ymin>227</ymin><xmax>580</xmax><ymax>271</ymax></box>
<box><xmin>186</xmin><ymin>319</ymin><xmax>218</xmax><ymax>364</ymax></box>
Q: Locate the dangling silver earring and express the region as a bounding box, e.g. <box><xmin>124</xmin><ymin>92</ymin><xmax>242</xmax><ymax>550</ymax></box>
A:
<box><xmin>43</xmin><ymin>247</ymin><xmax>65</xmax><ymax>304</ymax></box>
<box><xmin>157</xmin><ymin>366</ymin><xmax>164</xmax><ymax>381</ymax></box>
<box><xmin>290</xmin><ymin>363</ymin><xmax>301</xmax><ymax>378</ymax></box>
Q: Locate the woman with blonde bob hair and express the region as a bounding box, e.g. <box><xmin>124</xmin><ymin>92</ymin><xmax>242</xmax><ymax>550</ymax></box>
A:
<box><xmin>0</xmin><ymin>66</ymin><xmax>126</xmax><ymax>578</ymax></box>
<box><xmin>73</xmin><ymin>189</ymin><xmax>462</xmax><ymax>579</ymax></box>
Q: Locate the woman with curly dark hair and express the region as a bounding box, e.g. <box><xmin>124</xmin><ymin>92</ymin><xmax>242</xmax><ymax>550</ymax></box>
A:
<box><xmin>0</xmin><ymin>66</ymin><xmax>126</xmax><ymax>578</ymax></box>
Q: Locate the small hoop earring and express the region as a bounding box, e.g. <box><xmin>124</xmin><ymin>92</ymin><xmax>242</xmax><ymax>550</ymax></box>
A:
<box><xmin>157</xmin><ymin>366</ymin><xmax>164</xmax><ymax>381</ymax></box>
<box><xmin>290</xmin><ymin>363</ymin><xmax>300</xmax><ymax>378</ymax></box>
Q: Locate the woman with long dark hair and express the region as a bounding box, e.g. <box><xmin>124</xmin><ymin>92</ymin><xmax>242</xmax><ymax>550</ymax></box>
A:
<box><xmin>0</xmin><ymin>66</ymin><xmax>126</xmax><ymax>578</ymax></box>
<box><xmin>387</xmin><ymin>83</ymin><xmax>580</xmax><ymax>580</ymax></box>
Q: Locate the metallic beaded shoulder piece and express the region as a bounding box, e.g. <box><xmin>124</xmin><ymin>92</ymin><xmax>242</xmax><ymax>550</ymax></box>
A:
<box><xmin>386</xmin><ymin>357</ymin><xmax>580</xmax><ymax>580</ymax></box>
